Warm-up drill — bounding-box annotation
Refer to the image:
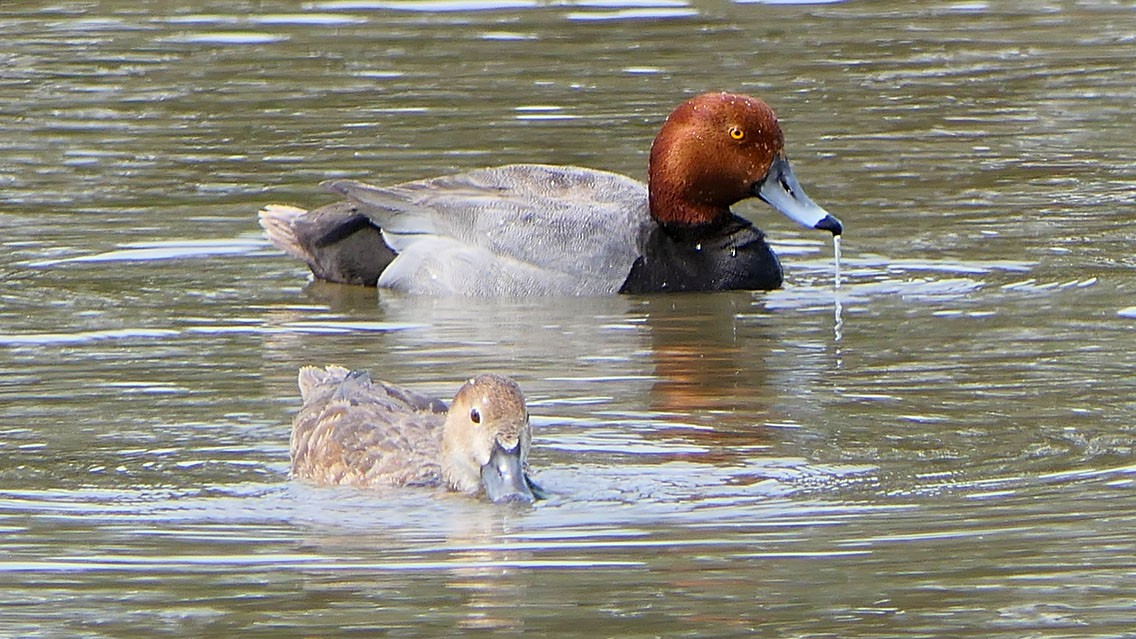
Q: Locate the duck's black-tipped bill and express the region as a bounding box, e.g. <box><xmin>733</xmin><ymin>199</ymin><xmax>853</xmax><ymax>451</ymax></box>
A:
<box><xmin>815</xmin><ymin>213</ymin><xmax>843</xmax><ymax>236</ymax></box>
<box><xmin>480</xmin><ymin>440</ymin><xmax>535</xmax><ymax>504</ymax></box>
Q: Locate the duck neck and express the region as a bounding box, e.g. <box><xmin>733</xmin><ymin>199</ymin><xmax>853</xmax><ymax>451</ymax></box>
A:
<box><xmin>657</xmin><ymin>214</ymin><xmax>746</xmax><ymax>242</ymax></box>
<box><xmin>620</xmin><ymin>215</ymin><xmax>783</xmax><ymax>294</ymax></box>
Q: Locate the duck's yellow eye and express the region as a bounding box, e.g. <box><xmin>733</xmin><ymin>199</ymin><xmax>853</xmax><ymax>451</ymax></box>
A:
<box><xmin>728</xmin><ymin>126</ymin><xmax>745</xmax><ymax>141</ymax></box>
<box><xmin>470</xmin><ymin>408</ymin><xmax>481</xmax><ymax>424</ymax></box>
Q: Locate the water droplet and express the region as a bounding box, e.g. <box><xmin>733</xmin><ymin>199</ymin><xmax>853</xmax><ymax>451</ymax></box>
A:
<box><xmin>833</xmin><ymin>235</ymin><xmax>842</xmax><ymax>290</ymax></box>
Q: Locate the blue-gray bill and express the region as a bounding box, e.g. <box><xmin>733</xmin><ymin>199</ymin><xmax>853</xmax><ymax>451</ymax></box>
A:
<box><xmin>755</xmin><ymin>153</ymin><xmax>843</xmax><ymax>236</ymax></box>
<box><xmin>480</xmin><ymin>440</ymin><xmax>537</xmax><ymax>504</ymax></box>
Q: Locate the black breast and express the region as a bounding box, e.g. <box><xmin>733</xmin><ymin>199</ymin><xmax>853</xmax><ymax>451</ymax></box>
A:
<box><xmin>618</xmin><ymin>216</ymin><xmax>783</xmax><ymax>294</ymax></box>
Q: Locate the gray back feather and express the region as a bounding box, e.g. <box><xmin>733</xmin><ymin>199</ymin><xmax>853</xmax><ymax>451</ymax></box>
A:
<box><xmin>323</xmin><ymin>164</ymin><xmax>652</xmax><ymax>295</ymax></box>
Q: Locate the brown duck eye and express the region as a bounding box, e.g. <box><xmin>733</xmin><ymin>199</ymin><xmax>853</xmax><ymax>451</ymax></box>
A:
<box><xmin>469</xmin><ymin>408</ymin><xmax>481</xmax><ymax>424</ymax></box>
<box><xmin>728</xmin><ymin>126</ymin><xmax>745</xmax><ymax>141</ymax></box>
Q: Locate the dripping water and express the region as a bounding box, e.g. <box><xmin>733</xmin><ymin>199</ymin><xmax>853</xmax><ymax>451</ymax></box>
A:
<box><xmin>832</xmin><ymin>235</ymin><xmax>843</xmax><ymax>342</ymax></box>
<box><xmin>833</xmin><ymin>234</ymin><xmax>842</xmax><ymax>290</ymax></box>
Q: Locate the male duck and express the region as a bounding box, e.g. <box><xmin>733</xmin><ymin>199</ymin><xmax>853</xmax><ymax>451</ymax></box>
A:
<box><xmin>290</xmin><ymin>366</ymin><xmax>539</xmax><ymax>503</ymax></box>
<box><xmin>259</xmin><ymin>92</ymin><xmax>842</xmax><ymax>295</ymax></box>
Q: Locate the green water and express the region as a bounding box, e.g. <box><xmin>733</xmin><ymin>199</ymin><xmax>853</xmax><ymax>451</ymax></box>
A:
<box><xmin>3</xmin><ymin>1</ymin><xmax>1136</xmax><ymax>636</ymax></box>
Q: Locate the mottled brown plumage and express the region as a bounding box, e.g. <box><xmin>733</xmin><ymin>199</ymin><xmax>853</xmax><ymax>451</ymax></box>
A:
<box><xmin>289</xmin><ymin>366</ymin><xmax>537</xmax><ymax>502</ymax></box>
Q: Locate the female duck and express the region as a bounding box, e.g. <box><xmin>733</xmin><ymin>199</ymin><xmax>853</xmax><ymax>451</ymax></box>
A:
<box><xmin>259</xmin><ymin>92</ymin><xmax>842</xmax><ymax>295</ymax></box>
<box><xmin>290</xmin><ymin>365</ymin><xmax>539</xmax><ymax>503</ymax></box>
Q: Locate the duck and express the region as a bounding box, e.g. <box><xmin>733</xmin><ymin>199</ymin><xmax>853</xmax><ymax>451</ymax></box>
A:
<box><xmin>289</xmin><ymin>365</ymin><xmax>540</xmax><ymax>503</ymax></box>
<box><xmin>258</xmin><ymin>91</ymin><xmax>842</xmax><ymax>296</ymax></box>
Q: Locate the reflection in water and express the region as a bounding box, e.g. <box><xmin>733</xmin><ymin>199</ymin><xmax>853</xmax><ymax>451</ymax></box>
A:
<box><xmin>641</xmin><ymin>293</ymin><xmax>775</xmax><ymax>416</ymax></box>
<box><xmin>294</xmin><ymin>500</ymin><xmax>537</xmax><ymax>632</ymax></box>
<box><xmin>439</xmin><ymin>514</ymin><xmax>531</xmax><ymax>632</ymax></box>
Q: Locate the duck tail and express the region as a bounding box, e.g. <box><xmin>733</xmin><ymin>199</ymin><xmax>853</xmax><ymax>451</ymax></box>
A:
<box><xmin>258</xmin><ymin>204</ymin><xmax>311</xmax><ymax>261</ymax></box>
<box><xmin>258</xmin><ymin>202</ymin><xmax>393</xmax><ymax>287</ymax></box>
<box><xmin>297</xmin><ymin>364</ymin><xmax>352</xmax><ymax>402</ymax></box>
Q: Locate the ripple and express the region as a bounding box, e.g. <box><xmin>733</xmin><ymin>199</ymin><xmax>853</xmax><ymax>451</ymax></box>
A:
<box><xmin>314</xmin><ymin>0</ymin><xmax>540</xmax><ymax>11</ymax></box>
<box><xmin>250</xmin><ymin>14</ymin><xmax>369</xmax><ymax>26</ymax></box>
<box><xmin>31</xmin><ymin>238</ymin><xmax>268</xmax><ymax>265</ymax></box>
<box><xmin>159</xmin><ymin>32</ymin><xmax>291</xmax><ymax>45</ymax></box>
<box><xmin>736</xmin><ymin>0</ymin><xmax>844</xmax><ymax>4</ymax></box>
<box><xmin>566</xmin><ymin>7</ymin><xmax>697</xmax><ymax>20</ymax></box>
<box><xmin>0</xmin><ymin>555</ymin><xmax>640</xmax><ymax>574</ymax></box>
<box><xmin>0</xmin><ymin>328</ymin><xmax>179</xmax><ymax>346</ymax></box>
<box><xmin>272</xmin><ymin>320</ymin><xmax>428</xmax><ymax>334</ymax></box>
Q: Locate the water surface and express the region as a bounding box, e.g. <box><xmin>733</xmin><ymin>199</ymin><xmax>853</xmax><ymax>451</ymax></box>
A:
<box><xmin>3</xmin><ymin>0</ymin><xmax>1136</xmax><ymax>636</ymax></box>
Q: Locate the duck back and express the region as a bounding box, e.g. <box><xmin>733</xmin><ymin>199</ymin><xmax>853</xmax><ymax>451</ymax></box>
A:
<box><xmin>323</xmin><ymin>164</ymin><xmax>652</xmax><ymax>296</ymax></box>
<box><xmin>291</xmin><ymin>366</ymin><xmax>449</xmax><ymax>488</ymax></box>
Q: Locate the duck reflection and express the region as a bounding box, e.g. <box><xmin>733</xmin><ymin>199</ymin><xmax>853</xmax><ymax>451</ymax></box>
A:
<box><xmin>259</xmin><ymin>288</ymin><xmax>808</xmax><ymax>470</ymax></box>
<box><xmin>630</xmin><ymin>292</ymin><xmax>788</xmax><ymax>460</ymax></box>
<box><xmin>638</xmin><ymin>292</ymin><xmax>776</xmax><ymax>416</ymax></box>
<box><xmin>291</xmin><ymin>492</ymin><xmax>535</xmax><ymax>633</ymax></box>
<box><xmin>438</xmin><ymin>510</ymin><xmax>531</xmax><ymax>632</ymax></box>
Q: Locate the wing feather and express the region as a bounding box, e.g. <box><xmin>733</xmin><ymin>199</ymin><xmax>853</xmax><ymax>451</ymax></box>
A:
<box><xmin>322</xmin><ymin>164</ymin><xmax>651</xmax><ymax>295</ymax></box>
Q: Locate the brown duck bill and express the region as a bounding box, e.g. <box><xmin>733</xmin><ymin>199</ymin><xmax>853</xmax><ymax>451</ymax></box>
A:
<box><xmin>480</xmin><ymin>440</ymin><xmax>536</xmax><ymax>504</ymax></box>
<box><xmin>754</xmin><ymin>153</ymin><xmax>843</xmax><ymax>236</ymax></box>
